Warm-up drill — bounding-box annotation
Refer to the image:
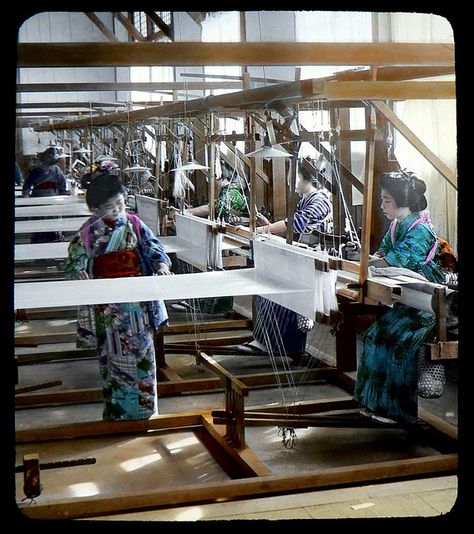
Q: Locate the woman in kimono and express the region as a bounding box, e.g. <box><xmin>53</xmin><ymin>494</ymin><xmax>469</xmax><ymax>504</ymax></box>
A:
<box><xmin>354</xmin><ymin>170</ymin><xmax>445</xmax><ymax>424</ymax></box>
<box><xmin>255</xmin><ymin>164</ymin><xmax>332</xmax><ymax>238</ymax></box>
<box><xmin>253</xmin><ymin>163</ymin><xmax>333</xmax><ymax>357</ymax></box>
<box><xmin>64</xmin><ymin>173</ymin><xmax>172</xmax><ymax>421</ymax></box>
<box><xmin>22</xmin><ymin>146</ymin><xmax>68</xmax><ymax>198</ymax></box>
<box><xmin>22</xmin><ymin>146</ymin><xmax>69</xmax><ymax>243</ymax></box>
<box><xmin>186</xmin><ymin>161</ymin><xmax>249</xmax><ymax>223</ymax></box>
<box><xmin>172</xmin><ymin>162</ymin><xmax>249</xmax><ymax>314</ymax></box>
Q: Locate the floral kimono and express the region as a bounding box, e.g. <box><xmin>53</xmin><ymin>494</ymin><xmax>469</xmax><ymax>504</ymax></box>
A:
<box><xmin>64</xmin><ymin>213</ymin><xmax>171</xmax><ymax>421</ymax></box>
<box><xmin>354</xmin><ymin>212</ymin><xmax>445</xmax><ymax>424</ymax></box>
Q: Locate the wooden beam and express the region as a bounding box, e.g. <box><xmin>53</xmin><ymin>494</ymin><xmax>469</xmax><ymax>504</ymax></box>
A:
<box><xmin>144</xmin><ymin>11</ymin><xmax>174</xmax><ymax>40</ymax></box>
<box><xmin>181</xmin><ymin>65</ymin><xmax>455</xmax><ymax>85</ymax></box>
<box><xmin>334</xmin><ymin>65</ymin><xmax>455</xmax><ymax>81</ymax></box>
<box><xmin>114</xmin><ymin>12</ymin><xmax>146</xmax><ymax>42</ymax></box>
<box><xmin>17</xmin><ymin>82</ymin><xmax>242</xmax><ymax>93</ymax></box>
<box><xmin>359</xmin><ymin>79</ymin><xmax>377</xmax><ymax>294</ymax></box>
<box><xmin>201</xmin><ymin>414</ymin><xmax>272</xmax><ymax>476</ymax></box>
<box><xmin>16</xmin><ymin>101</ymin><xmax>127</xmax><ymax>108</ymax></box>
<box><xmin>18</xmin><ymin>454</ymin><xmax>457</xmax><ymax>519</ymax></box>
<box><xmin>30</xmin><ymin>78</ymin><xmax>456</xmax><ymax>133</ymax></box>
<box><xmin>32</xmin><ymin>79</ymin><xmax>318</xmax><ymax>131</ymax></box>
<box><xmin>83</xmin><ymin>12</ymin><xmax>119</xmax><ymax>42</ymax></box>
<box><xmin>17</xmin><ymin>42</ymin><xmax>454</xmax><ymax>67</ymax></box>
<box><xmin>319</xmin><ymin>80</ymin><xmax>455</xmax><ymax>100</ymax></box>
<box><xmin>180</xmin><ymin>72</ymin><xmax>290</xmax><ymax>84</ymax></box>
<box><xmin>369</xmin><ymin>100</ymin><xmax>457</xmax><ymax>189</ymax></box>
<box><xmin>15</xmin><ymin>369</ymin><xmax>333</xmax><ymax>406</ymax></box>
<box><xmin>15</xmin><ymin>413</ymin><xmax>204</xmax><ymax>443</ymax></box>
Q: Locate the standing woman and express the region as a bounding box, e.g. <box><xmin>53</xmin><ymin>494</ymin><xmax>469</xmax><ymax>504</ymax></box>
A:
<box><xmin>22</xmin><ymin>146</ymin><xmax>69</xmax><ymax>243</ymax></box>
<box><xmin>64</xmin><ymin>173</ymin><xmax>172</xmax><ymax>421</ymax></box>
<box><xmin>354</xmin><ymin>171</ymin><xmax>445</xmax><ymax>424</ymax></box>
<box><xmin>22</xmin><ymin>146</ymin><xmax>68</xmax><ymax>197</ymax></box>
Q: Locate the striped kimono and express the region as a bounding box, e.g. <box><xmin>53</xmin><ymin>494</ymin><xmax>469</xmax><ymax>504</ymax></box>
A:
<box><xmin>253</xmin><ymin>188</ymin><xmax>333</xmax><ymax>355</ymax></box>
<box><xmin>64</xmin><ymin>213</ymin><xmax>171</xmax><ymax>421</ymax></box>
<box><xmin>354</xmin><ymin>212</ymin><xmax>445</xmax><ymax>423</ymax></box>
<box><xmin>293</xmin><ymin>188</ymin><xmax>333</xmax><ymax>236</ymax></box>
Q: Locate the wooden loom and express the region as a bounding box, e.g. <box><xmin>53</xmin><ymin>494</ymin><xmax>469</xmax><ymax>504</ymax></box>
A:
<box><xmin>14</xmin><ymin>40</ymin><xmax>458</xmax><ymax>517</ymax></box>
<box><xmin>14</xmin><ymin>219</ymin><xmax>458</xmax><ymax>518</ymax></box>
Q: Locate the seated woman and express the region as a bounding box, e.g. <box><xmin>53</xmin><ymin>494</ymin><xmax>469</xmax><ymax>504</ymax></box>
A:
<box><xmin>354</xmin><ymin>170</ymin><xmax>446</xmax><ymax>425</ymax></box>
<box><xmin>256</xmin><ymin>163</ymin><xmax>333</xmax><ymax>241</ymax></box>
<box><xmin>186</xmin><ymin>161</ymin><xmax>249</xmax><ymax>223</ymax></box>
<box><xmin>173</xmin><ymin>161</ymin><xmax>249</xmax><ymax>314</ymax></box>
<box><xmin>253</xmin><ymin>161</ymin><xmax>333</xmax><ymax>357</ymax></box>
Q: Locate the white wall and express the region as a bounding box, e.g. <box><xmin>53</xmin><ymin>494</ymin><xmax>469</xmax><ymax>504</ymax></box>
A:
<box><xmin>18</xmin><ymin>12</ymin><xmax>129</xmax><ymax>155</ymax></box>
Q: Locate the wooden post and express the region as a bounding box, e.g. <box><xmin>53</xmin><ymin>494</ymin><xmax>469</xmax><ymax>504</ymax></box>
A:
<box><xmin>208</xmin><ymin>112</ymin><xmax>216</xmax><ymax>221</ymax></box>
<box><xmin>154</xmin><ymin>123</ymin><xmax>161</xmax><ymax>199</ymax></box>
<box><xmin>245</xmin><ymin>125</ymin><xmax>257</xmax><ymax>232</ymax></box>
<box><xmin>154</xmin><ymin>329</ymin><xmax>166</xmax><ymax>368</ymax></box>
<box><xmin>334</xmin><ymin>304</ymin><xmax>357</xmax><ymax>373</ymax></box>
<box><xmin>333</xmin><ymin>106</ymin><xmax>353</xmax><ymax>236</ymax></box>
<box><xmin>23</xmin><ymin>453</ymin><xmax>41</xmax><ymax>499</ymax></box>
<box><xmin>286</xmin><ymin>155</ymin><xmax>297</xmax><ymax>244</ymax></box>
<box><xmin>358</xmin><ymin>71</ymin><xmax>377</xmax><ymax>298</ymax></box>
<box><xmin>434</xmin><ymin>286</ymin><xmax>448</xmax><ymax>343</ymax></box>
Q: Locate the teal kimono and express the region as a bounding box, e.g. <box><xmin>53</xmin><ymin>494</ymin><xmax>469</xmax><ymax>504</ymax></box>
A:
<box><xmin>64</xmin><ymin>213</ymin><xmax>171</xmax><ymax>421</ymax></box>
<box><xmin>353</xmin><ymin>212</ymin><xmax>445</xmax><ymax>424</ymax></box>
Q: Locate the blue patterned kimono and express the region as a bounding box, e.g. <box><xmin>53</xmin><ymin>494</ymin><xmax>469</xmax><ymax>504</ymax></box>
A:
<box><xmin>353</xmin><ymin>212</ymin><xmax>445</xmax><ymax>423</ymax></box>
<box><xmin>64</xmin><ymin>213</ymin><xmax>171</xmax><ymax>421</ymax></box>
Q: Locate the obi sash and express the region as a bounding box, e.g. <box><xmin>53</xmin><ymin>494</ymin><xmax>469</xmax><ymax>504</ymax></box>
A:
<box><xmin>33</xmin><ymin>180</ymin><xmax>56</xmax><ymax>190</ymax></box>
<box><xmin>93</xmin><ymin>248</ymin><xmax>141</xmax><ymax>278</ymax></box>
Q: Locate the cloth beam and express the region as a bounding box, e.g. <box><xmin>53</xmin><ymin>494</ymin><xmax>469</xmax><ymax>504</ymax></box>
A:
<box><xmin>14</xmin><ymin>269</ymin><xmax>312</xmax><ymax>312</ymax></box>
<box><xmin>15</xmin><ymin>195</ymin><xmax>86</xmax><ymax>206</ymax></box>
<box><xmin>15</xmin><ymin>217</ymin><xmax>89</xmax><ymax>234</ymax></box>
<box><xmin>14</xmin><ymin>236</ymin><xmax>238</xmax><ymax>261</ymax></box>
<box><xmin>338</xmin><ymin>270</ymin><xmax>446</xmax><ymax>313</ymax></box>
<box><xmin>15</xmin><ymin>205</ymin><xmax>91</xmax><ymax>218</ymax></box>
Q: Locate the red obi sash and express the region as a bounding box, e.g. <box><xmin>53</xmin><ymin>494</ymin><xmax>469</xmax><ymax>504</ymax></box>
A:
<box><xmin>33</xmin><ymin>181</ymin><xmax>56</xmax><ymax>190</ymax></box>
<box><xmin>93</xmin><ymin>248</ymin><xmax>141</xmax><ymax>278</ymax></box>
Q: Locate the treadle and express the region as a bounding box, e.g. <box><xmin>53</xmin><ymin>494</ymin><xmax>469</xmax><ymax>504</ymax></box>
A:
<box><xmin>211</xmin><ymin>408</ymin><xmax>404</xmax><ymax>429</ymax></box>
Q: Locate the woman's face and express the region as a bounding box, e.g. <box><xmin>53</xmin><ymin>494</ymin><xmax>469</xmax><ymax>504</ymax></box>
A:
<box><xmin>296</xmin><ymin>174</ymin><xmax>311</xmax><ymax>194</ymax></box>
<box><xmin>216</xmin><ymin>177</ymin><xmax>230</xmax><ymax>190</ymax></box>
<box><xmin>380</xmin><ymin>188</ymin><xmax>400</xmax><ymax>220</ymax></box>
<box><xmin>96</xmin><ymin>193</ymin><xmax>127</xmax><ymax>223</ymax></box>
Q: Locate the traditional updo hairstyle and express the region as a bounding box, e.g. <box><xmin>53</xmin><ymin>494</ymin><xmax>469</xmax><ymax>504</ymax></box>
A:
<box><xmin>380</xmin><ymin>170</ymin><xmax>427</xmax><ymax>212</ymax></box>
<box><xmin>298</xmin><ymin>159</ymin><xmax>323</xmax><ymax>189</ymax></box>
<box><xmin>39</xmin><ymin>147</ymin><xmax>59</xmax><ymax>166</ymax></box>
<box><xmin>85</xmin><ymin>173</ymin><xmax>127</xmax><ymax>211</ymax></box>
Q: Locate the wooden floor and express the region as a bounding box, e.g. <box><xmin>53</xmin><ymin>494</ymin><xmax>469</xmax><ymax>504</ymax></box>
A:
<box><xmin>13</xmin><ymin>298</ymin><xmax>460</xmax><ymax>523</ymax></box>
<box><xmin>88</xmin><ymin>474</ymin><xmax>458</xmax><ymax>520</ymax></box>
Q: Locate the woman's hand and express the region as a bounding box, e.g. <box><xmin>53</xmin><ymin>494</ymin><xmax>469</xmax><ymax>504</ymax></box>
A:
<box><xmin>256</xmin><ymin>212</ymin><xmax>270</xmax><ymax>227</ymax></box>
<box><xmin>72</xmin><ymin>270</ymin><xmax>89</xmax><ymax>280</ymax></box>
<box><xmin>154</xmin><ymin>261</ymin><xmax>173</xmax><ymax>275</ymax></box>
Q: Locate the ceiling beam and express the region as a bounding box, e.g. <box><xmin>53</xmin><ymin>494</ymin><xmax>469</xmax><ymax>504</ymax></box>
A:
<box><xmin>316</xmin><ymin>80</ymin><xmax>456</xmax><ymax>100</ymax></box>
<box><xmin>180</xmin><ymin>72</ymin><xmax>290</xmax><ymax>84</ymax></box>
<box><xmin>31</xmin><ymin>78</ymin><xmax>456</xmax><ymax>132</ymax></box>
<box><xmin>369</xmin><ymin>100</ymin><xmax>457</xmax><ymax>189</ymax></box>
<box><xmin>83</xmin><ymin>12</ymin><xmax>119</xmax><ymax>42</ymax></box>
<box><xmin>33</xmin><ymin>78</ymin><xmax>318</xmax><ymax>130</ymax></box>
<box><xmin>144</xmin><ymin>11</ymin><xmax>173</xmax><ymax>40</ymax></box>
<box><xmin>16</xmin><ymin>102</ymin><xmax>127</xmax><ymax>109</ymax></box>
<box><xmin>333</xmin><ymin>65</ymin><xmax>455</xmax><ymax>81</ymax></box>
<box><xmin>16</xmin><ymin>82</ymin><xmax>243</xmax><ymax>93</ymax></box>
<box><xmin>114</xmin><ymin>12</ymin><xmax>146</xmax><ymax>42</ymax></box>
<box><xmin>17</xmin><ymin>42</ymin><xmax>454</xmax><ymax>67</ymax></box>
